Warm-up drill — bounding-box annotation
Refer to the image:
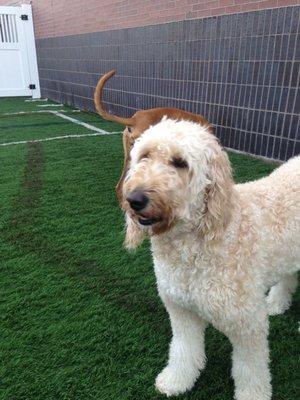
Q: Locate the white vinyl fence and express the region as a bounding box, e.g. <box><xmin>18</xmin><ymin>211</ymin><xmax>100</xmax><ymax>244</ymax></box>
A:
<box><xmin>0</xmin><ymin>4</ymin><xmax>40</xmax><ymax>98</ymax></box>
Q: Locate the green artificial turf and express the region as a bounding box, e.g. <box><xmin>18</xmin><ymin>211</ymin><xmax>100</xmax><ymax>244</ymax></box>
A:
<box><xmin>0</xmin><ymin>98</ymin><xmax>299</xmax><ymax>400</ymax></box>
<box><xmin>0</xmin><ymin>97</ymin><xmax>75</xmax><ymax>114</ymax></box>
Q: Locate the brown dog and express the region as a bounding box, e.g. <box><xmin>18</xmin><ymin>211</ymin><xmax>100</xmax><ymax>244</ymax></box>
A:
<box><xmin>94</xmin><ymin>70</ymin><xmax>211</xmax><ymax>203</ymax></box>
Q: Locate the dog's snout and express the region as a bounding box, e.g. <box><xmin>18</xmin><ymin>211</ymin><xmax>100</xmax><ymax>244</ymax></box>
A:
<box><xmin>126</xmin><ymin>190</ymin><xmax>149</xmax><ymax>211</ymax></box>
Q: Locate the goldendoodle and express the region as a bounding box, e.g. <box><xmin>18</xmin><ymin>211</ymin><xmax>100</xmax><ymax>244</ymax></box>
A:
<box><xmin>122</xmin><ymin>118</ymin><xmax>300</xmax><ymax>400</ymax></box>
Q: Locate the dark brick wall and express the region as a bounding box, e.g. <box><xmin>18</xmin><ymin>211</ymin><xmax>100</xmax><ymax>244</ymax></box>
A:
<box><xmin>36</xmin><ymin>5</ymin><xmax>300</xmax><ymax>161</ymax></box>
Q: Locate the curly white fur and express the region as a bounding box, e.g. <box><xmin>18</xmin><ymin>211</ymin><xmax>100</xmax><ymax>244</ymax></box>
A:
<box><xmin>122</xmin><ymin>118</ymin><xmax>300</xmax><ymax>400</ymax></box>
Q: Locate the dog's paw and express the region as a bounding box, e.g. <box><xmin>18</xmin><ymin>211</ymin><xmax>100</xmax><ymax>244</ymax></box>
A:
<box><xmin>155</xmin><ymin>366</ymin><xmax>196</xmax><ymax>397</ymax></box>
<box><xmin>235</xmin><ymin>386</ymin><xmax>272</xmax><ymax>400</ymax></box>
<box><xmin>266</xmin><ymin>291</ymin><xmax>291</xmax><ymax>316</ymax></box>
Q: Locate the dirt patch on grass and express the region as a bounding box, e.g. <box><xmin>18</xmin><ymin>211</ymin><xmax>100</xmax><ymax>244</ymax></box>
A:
<box><xmin>8</xmin><ymin>142</ymin><xmax>44</xmax><ymax>241</ymax></box>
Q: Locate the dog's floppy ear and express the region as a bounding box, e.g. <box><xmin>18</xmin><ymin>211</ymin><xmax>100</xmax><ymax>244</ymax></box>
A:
<box><xmin>200</xmin><ymin>149</ymin><xmax>233</xmax><ymax>241</ymax></box>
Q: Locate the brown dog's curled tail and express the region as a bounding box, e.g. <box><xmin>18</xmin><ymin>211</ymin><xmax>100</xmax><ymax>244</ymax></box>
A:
<box><xmin>94</xmin><ymin>70</ymin><xmax>134</xmax><ymax>126</ymax></box>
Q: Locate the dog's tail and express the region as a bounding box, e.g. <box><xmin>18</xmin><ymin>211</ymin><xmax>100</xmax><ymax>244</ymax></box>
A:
<box><xmin>94</xmin><ymin>70</ymin><xmax>134</xmax><ymax>126</ymax></box>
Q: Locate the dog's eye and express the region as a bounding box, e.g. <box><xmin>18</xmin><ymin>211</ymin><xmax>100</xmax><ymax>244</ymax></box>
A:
<box><xmin>171</xmin><ymin>157</ymin><xmax>188</xmax><ymax>169</ymax></box>
<box><xmin>127</xmin><ymin>126</ymin><xmax>132</xmax><ymax>133</ymax></box>
<box><xmin>139</xmin><ymin>152</ymin><xmax>149</xmax><ymax>161</ymax></box>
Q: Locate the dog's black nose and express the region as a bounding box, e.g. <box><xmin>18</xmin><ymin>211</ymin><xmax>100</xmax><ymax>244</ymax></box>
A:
<box><xmin>127</xmin><ymin>191</ymin><xmax>149</xmax><ymax>211</ymax></box>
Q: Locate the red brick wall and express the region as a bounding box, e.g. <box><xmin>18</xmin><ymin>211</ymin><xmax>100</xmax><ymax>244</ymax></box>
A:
<box><xmin>0</xmin><ymin>0</ymin><xmax>298</xmax><ymax>38</ymax></box>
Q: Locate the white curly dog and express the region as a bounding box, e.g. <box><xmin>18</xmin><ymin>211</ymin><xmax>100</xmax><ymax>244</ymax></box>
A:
<box><xmin>122</xmin><ymin>118</ymin><xmax>300</xmax><ymax>400</ymax></box>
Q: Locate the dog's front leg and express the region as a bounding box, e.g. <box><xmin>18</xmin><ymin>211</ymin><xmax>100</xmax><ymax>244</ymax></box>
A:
<box><xmin>229</xmin><ymin>316</ymin><xmax>271</xmax><ymax>400</ymax></box>
<box><xmin>155</xmin><ymin>296</ymin><xmax>207</xmax><ymax>396</ymax></box>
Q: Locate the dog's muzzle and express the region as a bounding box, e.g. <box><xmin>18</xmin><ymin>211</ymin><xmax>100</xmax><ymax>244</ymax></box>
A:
<box><xmin>126</xmin><ymin>190</ymin><xmax>162</xmax><ymax>226</ymax></box>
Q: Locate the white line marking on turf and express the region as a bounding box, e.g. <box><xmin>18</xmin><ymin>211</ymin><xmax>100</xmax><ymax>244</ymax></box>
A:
<box><xmin>0</xmin><ymin>132</ymin><xmax>121</xmax><ymax>147</ymax></box>
<box><xmin>49</xmin><ymin>111</ymin><xmax>109</xmax><ymax>134</ymax></box>
<box><xmin>2</xmin><ymin>110</ymin><xmax>81</xmax><ymax>116</ymax></box>
<box><xmin>1</xmin><ymin>108</ymin><xmax>119</xmax><ymax>144</ymax></box>
<box><xmin>25</xmin><ymin>98</ymin><xmax>48</xmax><ymax>102</ymax></box>
<box><xmin>38</xmin><ymin>104</ymin><xmax>63</xmax><ymax>107</ymax></box>
<box><xmin>3</xmin><ymin>109</ymin><xmax>105</xmax><ymax>134</ymax></box>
